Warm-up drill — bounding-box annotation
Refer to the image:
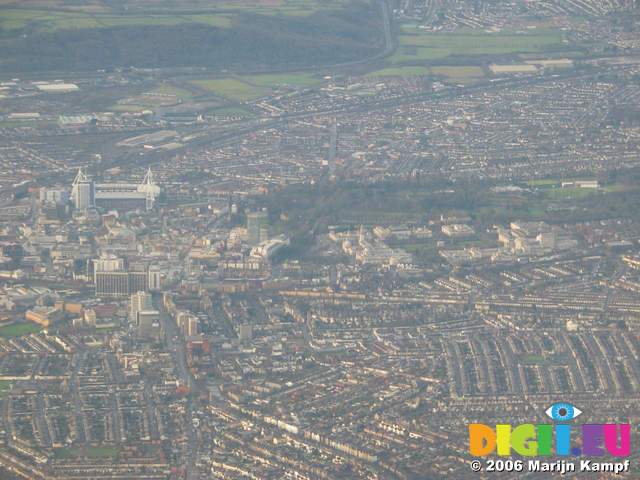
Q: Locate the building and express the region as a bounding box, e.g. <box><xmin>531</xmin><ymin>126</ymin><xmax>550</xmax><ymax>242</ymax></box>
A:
<box><xmin>137</xmin><ymin>310</ymin><xmax>161</xmax><ymax>340</ymax></box>
<box><xmin>130</xmin><ymin>291</ymin><xmax>153</xmax><ymax>321</ymax></box>
<box><xmin>25</xmin><ymin>307</ymin><xmax>63</xmax><ymax>327</ymax></box>
<box><xmin>71</xmin><ymin>169</ymin><xmax>95</xmax><ymax>212</ymax></box>
<box><xmin>95</xmin><ymin>270</ymin><xmax>148</xmax><ymax>297</ymax></box>
<box><xmin>247</xmin><ymin>210</ymin><xmax>269</xmax><ymax>246</ymax></box>
<box><xmin>238</xmin><ymin>324</ymin><xmax>253</xmax><ymax>341</ymax></box>
<box><xmin>39</xmin><ymin>187</ymin><xmax>69</xmax><ymax>205</ymax></box>
<box><xmin>130</xmin><ymin>292</ymin><xmax>160</xmax><ymax>340</ymax></box>
<box><xmin>176</xmin><ymin>311</ymin><xmax>198</xmax><ymax>337</ymax></box>
<box><xmin>71</xmin><ymin>168</ymin><xmax>160</xmax><ymax>212</ymax></box>
<box><xmin>250</xmin><ymin>235</ymin><xmax>290</xmax><ymax>261</ymax></box>
<box><xmin>92</xmin><ymin>255</ymin><xmax>158</xmax><ymax>297</ymax></box>
<box><xmin>148</xmin><ymin>266</ymin><xmax>162</xmax><ymax>291</ymax></box>
<box><xmin>218</xmin><ymin>258</ymin><xmax>269</xmax><ymax>281</ymax></box>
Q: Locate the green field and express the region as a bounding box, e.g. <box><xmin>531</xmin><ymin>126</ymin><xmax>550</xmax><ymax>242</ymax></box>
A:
<box><xmin>543</xmin><ymin>187</ymin><xmax>601</xmax><ymax>201</ymax></box>
<box><xmin>0</xmin><ymin>323</ymin><xmax>42</xmax><ymax>338</ymax></box>
<box><xmin>399</xmin><ymin>28</ymin><xmax>564</xmax><ymax>51</ymax></box>
<box><xmin>0</xmin><ymin>0</ymin><xmax>350</xmax><ymax>33</ymax></box>
<box><xmin>150</xmin><ymin>84</ymin><xmax>194</xmax><ymax>101</ymax></box>
<box><xmin>0</xmin><ymin>9</ymin><xmax>235</xmax><ymax>32</ymax></box>
<box><xmin>54</xmin><ymin>446</ymin><xmax>119</xmax><ymax>460</ymax></box>
<box><xmin>389</xmin><ymin>28</ymin><xmax>565</xmax><ymax>64</ymax></box>
<box><xmin>367</xmin><ymin>65</ymin><xmax>484</xmax><ymax>82</ymax></box>
<box><xmin>389</xmin><ymin>46</ymin><xmax>457</xmax><ymax>63</ymax></box>
<box><xmin>0</xmin><ymin>380</ymin><xmax>11</xmax><ymax>398</ymax></box>
<box><xmin>241</xmin><ymin>72</ymin><xmax>321</xmax><ymax>88</ymax></box>
<box><xmin>191</xmin><ymin>73</ymin><xmax>322</xmax><ymax>100</ymax></box>
<box><xmin>211</xmin><ymin>106</ymin><xmax>255</xmax><ymax>118</ymax></box>
<box><xmin>191</xmin><ymin>78</ymin><xmax>269</xmax><ymax>101</ymax></box>
<box><xmin>87</xmin><ymin>446</ymin><xmax>119</xmax><ymax>458</ymax></box>
<box><xmin>430</xmin><ymin>65</ymin><xmax>484</xmax><ymax>81</ymax></box>
<box><xmin>367</xmin><ymin>66</ymin><xmax>431</xmax><ymax>77</ymax></box>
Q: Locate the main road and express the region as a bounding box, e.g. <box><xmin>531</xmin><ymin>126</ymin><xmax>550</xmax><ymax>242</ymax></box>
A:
<box><xmin>157</xmin><ymin>297</ymin><xmax>201</xmax><ymax>480</ymax></box>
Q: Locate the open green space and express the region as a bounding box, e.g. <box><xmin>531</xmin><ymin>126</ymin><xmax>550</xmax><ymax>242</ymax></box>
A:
<box><xmin>543</xmin><ymin>187</ymin><xmax>602</xmax><ymax>201</ymax></box>
<box><xmin>389</xmin><ymin>27</ymin><xmax>566</xmax><ymax>65</ymax></box>
<box><xmin>430</xmin><ymin>65</ymin><xmax>484</xmax><ymax>80</ymax></box>
<box><xmin>399</xmin><ymin>28</ymin><xmax>564</xmax><ymax>52</ymax></box>
<box><xmin>520</xmin><ymin>353</ymin><xmax>570</xmax><ymax>366</ymax></box>
<box><xmin>264</xmin><ymin>171</ymin><xmax>640</xmax><ymax>264</ymax></box>
<box><xmin>366</xmin><ymin>65</ymin><xmax>484</xmax><ymax>82</ymax></box>
<box><xmin>0</xmin><ymin>0</ymin><xmax>351</xmax><ymax>34</ymax></box>
<box><xmin>388</xmin><ymin>46</ymin><xmax>453</xmax><ymax>63</ymax></box>
<box><xmin>53</xmin><ymin>447</ymin><xmax>79</xmax><ymax>460</ymax></box>
<box><xmin>0</xmin><ymin>323</ymin><xmax>42</xmax><ymax>338</ymax></box>
<box><xmin>0</xmin><ymin>9</ymin><xmax>234</xmax><ymax>32</ymax></box>
<box><xmin>87</xmin><ymin>446</ymin><xmax>119</xmax><ymax>458</ymax></box>
<box><xmin>191</xmin><ymin>78</ymin><xmax>269</xmax><ymax>101</ymax></box>
<box><xmin>211</xmin><ymin>106</ymin><xmax>255</xmax><ymax>118</ymax></box>
<box><xmin>0</xmin><ymin>2</ymin><xmax>381</xmax><ymax>73</ymax></box>
<box><xmin>54</xmin><ymin>445</ymin><xmax>119</xmax><ymax>460</ymax></box>
<box><xmin>191</xmin><ymin>72</ymin><xmax>322</xmax><ymax>100</ymax></box>
<box><xmin>241</xmin><ymin>72</ymin><xmax>321</xmax><ymax>88</ymax></box>
<box><xmin>367</xmin><ymin>66</ymin><xmax>431</xmax><ymax>77</ymax></box>
<box><xmin>0</xmin><ymin>380</ymin><xmax>11</xmax><ymax>398</ymax></box>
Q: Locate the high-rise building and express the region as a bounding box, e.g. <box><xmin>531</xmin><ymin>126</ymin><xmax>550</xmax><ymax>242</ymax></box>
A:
<box><xmin>148</xmin><ymin>266</ymin><xmax>162</xmax><ymax>291</ymax></box>
<box><xmin>39</xmin><ymin>187</ymin><xmax>69</xmax><ymax>205</ymax></box>
<box><xmin>176</xmin><ymin>311</ymin><xmax>198</xmax><ymax>337</ymax></box>
<box><xmin>137</xmin><ymin>310</ymin><xmax>161</xmax><ymax>340</ymax></box>
<box><xmin>92</xmin><ymin>256</ymin><xmax>156</xmax><ymax>297</ymax></box>
<box><xmin>238</xmin><ymin>324</ymin><xmax>253</xmax><ymax>341</ymax></box>
<box><xmin>247</xmin><ymin>210</ymin><xmax>269</xmax><ymax>246</ymax></box>
<box><xmin>130</xmin><ymin>292</ymin><xmax>160</xmax><ymax>340</ymax></box>
<box><xmin>130</xmin><ymin>291</ymin><xmax>153</xmax><ymax>321</ymax></box>
<box><xmin>71</xmin><ymin>168</ymin><xmax>95</xmax><ymax>211</ymax></box>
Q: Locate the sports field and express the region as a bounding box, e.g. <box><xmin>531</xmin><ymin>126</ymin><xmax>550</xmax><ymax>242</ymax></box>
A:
<box><xmin>367</xmin><ymin>65</ymin><xmax>484</xmax><ymax>82</ymax></box>
<box><xmin>192</xmin><ymin>72</ymin><xmax>322</xmax><ymax>100</ymax></box>
<box><xmin>389</xmin><ymin>27</ymin><xmax>565</xmax><ymax>64</ymax></box>
<box><xmin>0</xmin><ymin>322</ymin><xmax>42</xmax><ymax>338</ymax></box>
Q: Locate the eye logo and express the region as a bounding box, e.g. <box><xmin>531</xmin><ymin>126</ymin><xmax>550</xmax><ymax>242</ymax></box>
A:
<box><xmin>545</xmin><ymin>402</ymin><xmax>582</xmax><ymax>422</ymax></box>
<box><xmin>470</xmin><ymin>403</ymin><xmax>631</xmax><ymax>457</ymax></box>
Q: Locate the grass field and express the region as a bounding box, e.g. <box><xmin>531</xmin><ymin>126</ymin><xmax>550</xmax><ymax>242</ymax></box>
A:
<box><xmin>151</xmin><ymin>83</ymin><xmax>194</xmax><ymax>101</ymax></box>
<box><xmin>191</xmin><ymin>78</ymin><xmax>269</xmax><ymax>101</ymax></box>
<box><xmin>367</xmin><ymin>65</ymin><xmax>484</xmax><ymax>82</ymax></box>
<box><xmin>211</xmin><ymin>106</ymin><xmax>255</xmax><ymax>117</ymax></box>
<box><xmin>543</xmin><ymin>187</ymin><xmax>601</xmax><ymax>201</ymax></box>
<box><xmin>0</xmin><ymin>323</ymin><xmax>42</xmax><ymax>338</ymax></box>
<box><xmin>241</xmin><ymin>72</ymin><xmax>321</xmax><ymax>88</ymax></box>
<box><xmin>399</xmin><ymin>27</ymin><xmax>564</xmax><ymax>51</ymax></box>
<box><xmin>430</xmin><ymin>65</ymin><xmax>484</xmax><ymax>81</ymax></box>
<box><xmin>87</xmin><ymin>446</ymin><xmax>118</xmax><ymax>458</ymax></box>
<box><xmin>389</xmin><ymin>27</ymin><xmax>565</xmax><ymax>64</ymax></box>
<box><xmin>191</xmin><ymin>73</ymin><xmax>322</xmax><ymax>100</ymax></box>
<box><xmin>0</xmin><ymin>0</ymin><xmax>350</xmax><ymax>33</ymax></box>
<box><xmin>0</xmin><ymin>380</ymin><xmax>11</xmax><ymax>398</ymax></box>
<box><xmin>367</xmin><ymin>66</ymin><xmax>431</xmax><ymax>77</ymax></box>
<box><xmin>54</xmin><ymin>446</ymin><xmax>119</xmax><ymax>460</ymax></box>
<box><xmin>0</xmin><ymin>9</ymin><xmax>235</xmax><ymax>32</ymax></box>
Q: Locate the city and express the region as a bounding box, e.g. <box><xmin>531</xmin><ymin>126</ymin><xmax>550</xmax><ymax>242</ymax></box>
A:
<box><xmin>1</xmin><ymin>0</ymin><xmax>640</xmax><ymax>478</ymax></box>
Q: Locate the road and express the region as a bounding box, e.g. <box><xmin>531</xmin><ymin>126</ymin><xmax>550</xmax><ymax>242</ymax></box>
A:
<box><xmin>157</xmin><ymin>297</ymin><xmax>200</xmax><ymax>480</ymax></box>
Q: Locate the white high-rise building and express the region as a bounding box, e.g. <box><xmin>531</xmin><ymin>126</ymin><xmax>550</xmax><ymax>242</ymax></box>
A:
<box><xmin>130</xmin><ymin>291</ymin><xmax>153</xmax><ymax>321</ymax></box>
<box><xmin>148</xmin><ymin>266</ymin><xmax>162</xmax><ymax>291</ymax></box>
<box><xmin>71</xmin><ymin>168</ymin><xmax>95</xmax><ymax>211</ymax></box>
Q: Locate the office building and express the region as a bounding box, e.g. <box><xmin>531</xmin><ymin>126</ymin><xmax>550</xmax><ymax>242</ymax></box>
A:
<box><xmin>71</xmin><ymin>168</ymin><xmax>95</xmax><ymax>211</ymax></box>
<box><xmin>247</xmin><ymin>210</ymin><xmax>269</xmax><ymax>246</ymax></box>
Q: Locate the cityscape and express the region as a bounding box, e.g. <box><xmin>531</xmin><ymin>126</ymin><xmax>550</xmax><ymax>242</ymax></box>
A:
<box><xmin>1</xmin><ymin>0</ymin><xmax>640</xmax><ymax>478</ymax></box>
